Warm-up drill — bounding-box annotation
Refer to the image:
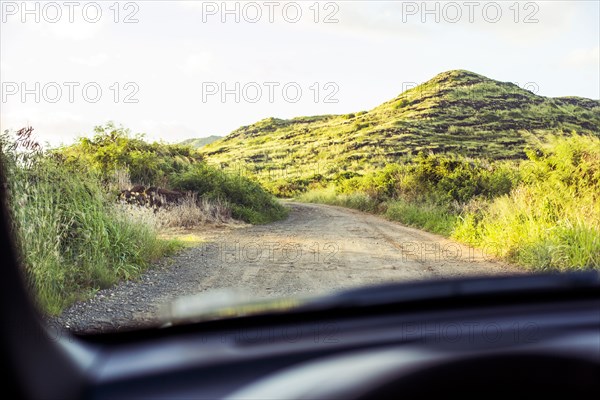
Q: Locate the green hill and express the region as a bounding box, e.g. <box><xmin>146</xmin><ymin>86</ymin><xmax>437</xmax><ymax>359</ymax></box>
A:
<box><xmin>200</xmin><ymin>70</ymin><xmax>599</xmax><ymax>188</ymax></box>
<box><xmin>180</xmin><ymin>135</ymin><xmax>223</xmax><ymax>149</ymax></box>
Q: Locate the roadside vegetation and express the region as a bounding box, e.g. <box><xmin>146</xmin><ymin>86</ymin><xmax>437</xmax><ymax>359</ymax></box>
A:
<box><xmin>61</xmin><ymin>123</ymin><xmax>286</xmax><ymax>224</ymax></box>
<box><xmin>299</xmin><ymin>134</ymin><xmax>600</xmax><ymax>271</ymax></box>
<box><xmin>0</xmin><ymin>123</ymin><xmax>286</xmax><ymax>314</ymax></box>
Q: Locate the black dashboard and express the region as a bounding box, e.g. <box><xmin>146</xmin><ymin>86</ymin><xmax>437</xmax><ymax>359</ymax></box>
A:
<box><xmin>58</xmin><ymin>274</ymin><xmax>600</xmax><ymax>399</ymax></box>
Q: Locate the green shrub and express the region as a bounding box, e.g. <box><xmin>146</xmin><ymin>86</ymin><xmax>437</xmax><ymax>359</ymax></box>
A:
<box><xmin>59</xmin><ymin>122</ymin><xmax>203</xmax><ymax>186</ymax></box>
<box><xmin>335</xmin><ymin>154</ymin><xmax>517</xmax><ymax>205</ymax></box>
<box><xmin>170</xmin><ymin>164</ymin><xmax>288</xmax><ymax>224</ymax></box>
<box><xmin>59</xmin><ymin>122</ymin><xmax>288</xmax><ymax>225</ymax></box>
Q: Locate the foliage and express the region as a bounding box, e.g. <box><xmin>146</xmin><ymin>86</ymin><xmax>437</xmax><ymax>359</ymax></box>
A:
<box><xmin>336</xmin><ymin>153</ymin><xmax>517</xmax><ymax>205</ymax></box>
<box><xmin>170</xmin><ymin>164</ymin><xmax>287</xmax><ymax>224</ymax></box>
<box><xmin>297</xmin><ymin>186</ymin><xmax>379</xmax><ymax>213</ymax></box>
<box><xmin>385</xmin><ymin>200</ymin><xmax>458</xmax><ymax>236</ymax></box>
<box><xmin>454</xmin><ymin>135</ymin><xmax>600</xmax><ymax>270</ymax></box>
<box><xmin>59</xmin><ymin>122</ymin><xmax>287</xmax><ymax>224</ymax></box>
<box><xmin>59</xmin><ymin>122</ymin><xmax>204</xmax><ymax>186</ymax></box>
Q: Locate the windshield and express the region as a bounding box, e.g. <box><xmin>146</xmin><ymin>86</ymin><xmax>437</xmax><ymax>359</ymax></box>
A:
<box><xmin>1</xmin><ymin>1</ymin><xmax>598</xmax><ymax>334</ymax></box>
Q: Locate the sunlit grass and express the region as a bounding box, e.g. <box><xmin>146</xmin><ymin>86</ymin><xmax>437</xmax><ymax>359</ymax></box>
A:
<box><xmin>297</xmin><ymin>186</ymin><xmax>378</xmax><ymax>212</ymax></box>
<box><xmin>453</xmin><ymin>135</ymin><xmax>600</xmax><ymax>270</ymax></box>
<box><xmin>385</xmin><ymin>200</ymin><xmax>458</xmax><ymax>236</ymax></box>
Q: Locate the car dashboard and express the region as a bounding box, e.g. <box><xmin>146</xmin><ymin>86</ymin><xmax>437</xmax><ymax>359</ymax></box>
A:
<box><xmin>58</xmin><ymin>275</ymin><xmax>600</xmax><ymax>399</ymax></box>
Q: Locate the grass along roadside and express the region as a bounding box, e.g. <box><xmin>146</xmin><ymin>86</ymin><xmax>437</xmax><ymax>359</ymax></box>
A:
<box><xmin>385</xmin><ymin>200</ymin><xmax>458</xmax><ymax>236</ymax></box>
<box><xmin>298</xmin><ymin>135</ymin><xmax>600</xmax><ymax>271</ymax></box>
<box><xmin>0</xmin><ymin>125</ymin><xmax>286</xmax><ymax>315</ymax></box>
<box><xmin>2</xmin><ymin>156</ymin><xmax>183</xmax><ymax>315</ymax></box>
<box><xmin>3</xmin><ymin>157</ymin><xmax>248</xmax><ymax>315</ymax></box>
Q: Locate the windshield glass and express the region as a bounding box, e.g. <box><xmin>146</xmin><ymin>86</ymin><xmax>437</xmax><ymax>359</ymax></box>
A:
<box><xmin>1</xmin><ymin>0</ymin><xmax>598</xmax><ymax>334</ymax></box>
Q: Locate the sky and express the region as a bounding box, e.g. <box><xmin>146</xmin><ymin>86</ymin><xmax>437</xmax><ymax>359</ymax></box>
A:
<box><xmin>1</xmin><ymin>0</ymin><xmax>598</xmax><ymax>147</ymax></box>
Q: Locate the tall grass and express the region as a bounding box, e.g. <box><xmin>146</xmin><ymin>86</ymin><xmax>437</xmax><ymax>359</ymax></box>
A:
<box><xmin>385</xmin><ymin>200</ymin><xmax>458</xmax><ymax>236</ymax></box>
<box><xmin>297</xmin><ymin>186</ymin><xmax>379</xmax><ymax>212</ymax></box>
<box><xmin>1</xmin><ymin>129</ymin><xmax>180</xmax><ymax>314</ymax></box>
<box><xmin>454</xmin><ymin>135</ymin><xmax>600</xmax><ymax>270</ymax></box>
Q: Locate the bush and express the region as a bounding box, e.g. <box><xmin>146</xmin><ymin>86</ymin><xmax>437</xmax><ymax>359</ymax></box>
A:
<box><xmin>170</xmin><ymin>164</ymin><xmax>288</xmax><ymax>224</ymax></box>
<box><xmin>59</xmin><ymin>122</ymin><xmax>203</xmax><ymax>186</ymax></box>
<box><xmin>335</xmin><ymin>154</ymin><xmax>517</xmax><ymax>205</ymax></box>
<box><xmin>60</xmin><ymin>122</ymin><xmax>288</xmax><ymax>225</ymax></box>
<box><xmin>264</xmin><ymin>177</ymin><xmax>313</xmax><ymax>198</ymax></box>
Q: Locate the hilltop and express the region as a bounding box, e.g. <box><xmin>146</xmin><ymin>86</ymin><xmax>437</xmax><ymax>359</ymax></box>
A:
<box><xmin>180</xmin><ymin>135</ymin><xmax>223</xmax><ymax>149</ymax></box>
<box><xmin>199</xmin><ymin>70</ymin><xmax>599</xmax><ymax>186</ymax></box>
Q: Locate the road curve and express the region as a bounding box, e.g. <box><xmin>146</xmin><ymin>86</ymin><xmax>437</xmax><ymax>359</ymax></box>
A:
<box><xmin>56</xmin><ymin>202</ymin><xmax>517</xmax><ymax>333</ymax></box>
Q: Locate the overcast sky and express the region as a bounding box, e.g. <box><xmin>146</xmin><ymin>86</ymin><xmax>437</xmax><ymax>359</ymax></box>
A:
<box><xmin>1</xmin><ymin>0</ymin><xmax>598</xmax><ymax>146</ymax></box>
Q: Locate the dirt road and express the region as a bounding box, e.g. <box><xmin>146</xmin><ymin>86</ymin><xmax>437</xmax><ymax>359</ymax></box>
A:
<box><xmin>56</xmin><ymin>202</ymin><xmax>517</xmax><ymax>333</ymax></box>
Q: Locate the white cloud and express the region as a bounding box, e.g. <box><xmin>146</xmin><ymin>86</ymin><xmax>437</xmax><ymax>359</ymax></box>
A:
<box><xmin>47</xmin><ymin>20</ymin><xmax>104</xmax><ymax>41</ymax></box>
<box><xmin>0</xmin><ymin>109</ymin><xmax>86</xmax><ymax>147</ymax></box>
<box><xmin>18</xmin><ymin>17</ymin><xmax>105</xmax><ymax>42</ymax></box>
<box><xmin>563</xmin><ymin>47</ymin><xmax>600</xmax><ymax>69</ymax></box>
<box><xmin>138</xmin><ymin>120</ymin><xmax>197</xmax><ymax>143</ymax></box>
<box><xmin>328</xmin><ymin>1</ymin><xmax>577</xmax><ymax>44</ymax></box>
<box><xmin>180</xmin><ymin>52</ymin><xmax>214</xmax><ymax>75</ymax></box>
<box><xmin>69</xmin><ymin>53</ymin><xmax>109</xmax><ymax>68</ymax></box>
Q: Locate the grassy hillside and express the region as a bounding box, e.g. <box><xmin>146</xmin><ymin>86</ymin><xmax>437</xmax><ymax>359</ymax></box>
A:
<box><xmin>180</xmin><ymin>135</ymin><xmax>223</xmax><ymax>149</ymax></box>
<box><xmin>200</xmin><ymin>70</ymin><xmax>599</xmax><ymax>196</ymax></box>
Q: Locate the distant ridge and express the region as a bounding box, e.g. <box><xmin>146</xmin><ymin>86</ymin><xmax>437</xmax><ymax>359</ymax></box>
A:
<box><xmin>180</xmin><ymin>135</ymin><xmax>222</xmax><ymax>149</ymax></box>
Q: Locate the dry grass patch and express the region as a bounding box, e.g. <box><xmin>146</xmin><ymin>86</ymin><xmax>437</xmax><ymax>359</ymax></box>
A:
<box><xmin>116</xmin><ymin>194</ymin><xmax>248</xmax><ymax>247</ymax></box>
<box><xmin>156</xmin><ymin>194</ymin><xmax>232</xmax><ymax>228</ymax></box>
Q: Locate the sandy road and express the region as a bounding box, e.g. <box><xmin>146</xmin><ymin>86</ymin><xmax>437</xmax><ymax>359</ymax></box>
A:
<box><xmin>191</xmin><ymin>201</ymin><xmax>516</xmax><ymax>296</ymax></box>
<box><xmin>57</xmin><ymin>202</ymin><xmax>517</xmax><ymax>333</ymax></box>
